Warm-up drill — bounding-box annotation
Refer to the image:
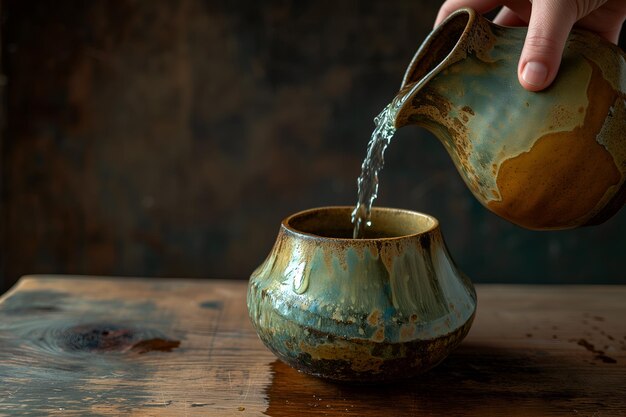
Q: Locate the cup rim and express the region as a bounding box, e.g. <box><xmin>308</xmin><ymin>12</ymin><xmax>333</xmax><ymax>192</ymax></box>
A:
<box><xmin>281</xmin><ymin>206</ymin><xmax>440</xmax><ymax>242</ymax></box>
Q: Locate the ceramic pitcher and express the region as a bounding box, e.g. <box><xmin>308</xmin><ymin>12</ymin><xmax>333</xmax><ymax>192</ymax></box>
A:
<box><xmin>393</xmin><ymin>8</ymin><xmax>626</xmax><ymax>230</ymax></box>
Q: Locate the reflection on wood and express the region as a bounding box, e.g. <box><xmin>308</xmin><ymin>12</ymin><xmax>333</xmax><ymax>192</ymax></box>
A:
<box><xmin>0</xmin><ymin>276</ymin><xmax>625</xmax><ymax>416</ymax></box>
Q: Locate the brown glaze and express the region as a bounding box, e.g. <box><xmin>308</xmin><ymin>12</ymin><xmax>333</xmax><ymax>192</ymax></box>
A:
<box><xmin>488</xmin><ymin>61</ymin><xmax>622</xmax><ymax>229</ymax></box>
<box><xmin>586</xmin><ymin>172</ymin><xmax>626</xmax><ymax>225</ymax></box>
<box><xmin>288</xmin><ymin>318</ymin><xmax>475</xmax><ymax>382</ymax></box>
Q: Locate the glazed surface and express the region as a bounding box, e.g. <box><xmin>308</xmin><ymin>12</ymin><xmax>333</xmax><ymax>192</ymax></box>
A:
<box><xmin>396</xmin><ymin>8</ymin><xmax>626</xmax><ymax>229</ymax></box>
<box><xmin>248</xmin><ymin>207</ymin><xmax>476</xmax><ymax>381</ymax></box>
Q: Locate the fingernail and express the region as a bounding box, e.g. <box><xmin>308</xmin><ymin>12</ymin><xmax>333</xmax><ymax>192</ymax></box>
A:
<box><xmin>522</xmin><ymin>61</ymin><xmax>548</xmax><ymax>87</ymax></box>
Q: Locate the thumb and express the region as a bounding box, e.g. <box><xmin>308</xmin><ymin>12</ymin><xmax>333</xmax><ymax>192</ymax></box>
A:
<box><xmin>518</xmin><ymin>0</ymin><xmax>577</xmax><ymax>91</ymax></box>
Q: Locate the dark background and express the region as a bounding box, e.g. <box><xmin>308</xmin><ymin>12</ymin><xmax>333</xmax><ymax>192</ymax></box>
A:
<box><xmin>1</xmin><ymin>0</ymin><xmax>625</xmax><ymax>292</ymax></box>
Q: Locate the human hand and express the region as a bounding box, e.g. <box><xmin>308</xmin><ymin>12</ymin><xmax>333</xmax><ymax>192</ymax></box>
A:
<box><xmin>435</xmin><ymin>0</ymin><xmax>626</xmax><ymax>91</ymax></box>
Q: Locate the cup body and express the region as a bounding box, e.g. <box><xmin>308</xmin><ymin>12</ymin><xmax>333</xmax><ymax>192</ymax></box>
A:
<box><xmin>247</xmin><ymin>206</ymin><xmax>476</xmax><ymax>382</ymax></box>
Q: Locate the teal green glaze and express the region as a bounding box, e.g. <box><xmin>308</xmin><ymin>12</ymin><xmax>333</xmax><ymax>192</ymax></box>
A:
<box><xmin>394</xmin><ymin>8</ymin><xmax>626</xmax><ymax>230</ymax></box>
<box><xmin>247</xmin><ymin>206</ymin><xmax>476</xmax><ymax>381</ymax></box>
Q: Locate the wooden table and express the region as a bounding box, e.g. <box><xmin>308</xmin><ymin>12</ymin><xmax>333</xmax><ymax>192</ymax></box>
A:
<box><xmin>0</xmin><ymin>276</ymin><xmax>624</xmax><ymax>416</ymax></box>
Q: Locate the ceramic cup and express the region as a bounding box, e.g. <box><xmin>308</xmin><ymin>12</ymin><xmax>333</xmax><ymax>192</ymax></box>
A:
<box><xmin>247</xmin><ymin>206</ymin><xmax>476</xmax><ymax>382</ymax></box>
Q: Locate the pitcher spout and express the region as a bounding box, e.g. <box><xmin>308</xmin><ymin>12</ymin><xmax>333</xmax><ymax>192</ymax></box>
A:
<box><xmin>393</xmin><ymin>7</ymin><xmax>481</xmax><ymax>130</ymax></box>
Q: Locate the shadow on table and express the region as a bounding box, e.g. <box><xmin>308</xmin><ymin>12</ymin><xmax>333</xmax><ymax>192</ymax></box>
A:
<box><xmin>264</xmin><ymin>342</ymin><xmax>618</xmax><ymax>416</ymax></box>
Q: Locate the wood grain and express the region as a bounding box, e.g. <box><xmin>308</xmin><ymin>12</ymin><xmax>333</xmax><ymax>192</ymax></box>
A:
<box><xmin>0</xmin><ymin>276</ymin><xmax>625</xmax><ymax>416</ymax></box>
